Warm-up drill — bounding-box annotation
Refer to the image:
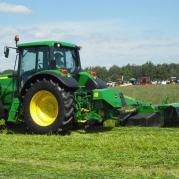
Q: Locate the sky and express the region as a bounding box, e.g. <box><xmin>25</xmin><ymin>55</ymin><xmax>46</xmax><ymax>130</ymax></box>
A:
<box><xmin>0</xmin><ymin>0</ymin><xmax>179</xmax><ymax>70</ymax></box>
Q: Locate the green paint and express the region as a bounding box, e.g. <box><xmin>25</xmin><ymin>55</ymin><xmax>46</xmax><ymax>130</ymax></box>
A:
<box><xmin>124</xmin><ymin>95</ymin><xmax>140</xmax><ymax>106</ymax></box>
<box><xmin>78</xmin><ymin>71</ymin><xmax>96</xmax><ymax>86</ymax></box>
<box><xmin>0</xmin><ymin>73</ymin><xmax>16</xmax><ymax>106</ymax></box>
<box><xmin>18</xmin><ymin>41</ymin><xmax>78</xmax><ymax>48</ymax></box>
<box><xmin>157</xmin><ymin>103</ymin><xmax>179</xmax><ymax>109</ymax></box>
<box><xmin>93</xmin><ymin>88</ymin><xmax>123</xmax><ymax>108</ymax></box>
<box><xmin>7</xmin><ymin>98</ymin><xmax>20</xmax><ymax>123</ymax></box>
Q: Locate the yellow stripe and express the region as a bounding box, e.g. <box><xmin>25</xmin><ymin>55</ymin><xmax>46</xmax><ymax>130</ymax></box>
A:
<box><xmin>78</xmin><ymin>120</ymin><xmax>87</xmax><ymax>124</ymax></box>
<box><xmin>0</xmin><ymin>76</ymin><xmax>8</xmax><ymax>79</ymax></box>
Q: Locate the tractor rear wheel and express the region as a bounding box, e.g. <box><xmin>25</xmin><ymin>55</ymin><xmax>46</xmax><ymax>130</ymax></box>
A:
<box><xmin>22</xmin><ymin>79</ymin><xmax>74</xmax><ymax>134</ymax></box>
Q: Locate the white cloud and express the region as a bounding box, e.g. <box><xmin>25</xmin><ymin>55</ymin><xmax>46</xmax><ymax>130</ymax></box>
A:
<box><xmin>0</xmin><ymin>21</ymin><xmax>179</xmax><ymax>71</ymax></box>
<box><xmin>0</xmin><ymin>2</ymin><xmax>31</xmax><ymax>14</ymax></box>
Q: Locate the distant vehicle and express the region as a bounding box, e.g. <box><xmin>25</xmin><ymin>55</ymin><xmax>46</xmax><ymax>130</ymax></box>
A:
<box><xmin>120</xmin><ymin>82</ymin><xmax>133</xmax><ymax>87</ymax></box>
<box><xmin>107</xmin><ymin>81</ymin><xmax>117</xmax><ymax>87</ymax></box>
<box><xmin>170</xmin><ymin>77</ymin><xmax>177</xmax><ymax>84</ymax></box>
<box><xmin>140</xmin><ymin>76</ymin><xmax>151</xmax><ymax>85</ymax></box>
<box><xmin>116</xmin><ymin>79</ymin><xmax>123</xmax><ymax>85</ymax></box>
<box><xmin>129</xmin><ymin>78</ymin><xmax>137</xmax><ymax>85</ymax></box>
<box><xmin>151</xmin><ymin>81</ymin><xmax>157</xmax><ymax>85</ymax></box>
<box><xmin>161</xmin><ymin>81</ymin><xmax>167</xmax><ymax>85</ymax></box>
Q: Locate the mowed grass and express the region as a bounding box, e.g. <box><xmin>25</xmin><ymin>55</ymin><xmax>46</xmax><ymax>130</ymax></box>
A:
<box><xmin>0</xmin><ymin>84</ymin><xmax>179</xmax><ymax>178</ymax></box>
<box><xmin>0</xmin><ymin>128</ymin><xmax>178</xmax><ymax>179</ymax></box>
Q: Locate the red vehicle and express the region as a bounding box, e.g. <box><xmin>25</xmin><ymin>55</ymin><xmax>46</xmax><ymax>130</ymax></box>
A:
<box><xmin>140</xmin><ymin>76</ymin><xmax>151</xmax><ymax>85</ymax></box>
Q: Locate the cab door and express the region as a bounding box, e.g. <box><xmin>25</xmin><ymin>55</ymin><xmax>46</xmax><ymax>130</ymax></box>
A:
<box><xmin>18</xmin><ymin>46</ymin><xmax>50</xmax><ymax>89</ymax></box>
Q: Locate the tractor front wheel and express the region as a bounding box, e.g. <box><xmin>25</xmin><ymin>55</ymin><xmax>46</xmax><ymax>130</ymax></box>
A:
<box><xmin>22</xmin><ymin>79</ymin><xmax>74</xmax><ymax>134</ymax></box>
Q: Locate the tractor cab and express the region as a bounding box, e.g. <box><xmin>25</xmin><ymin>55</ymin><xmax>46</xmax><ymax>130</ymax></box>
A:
<box><xmin>17</xmin><ymin>41</ymin><xmax>81</xmax><ymax>87</ymax></box>
<box><xmin>4</xmin><ymin>36</ymin><xmax>106</xmax><ymax>92</ymax></box>
<box><xmin>4</xmin><ymin>37</ymin><xmax>82</xmax><ymax>93</ymax></box>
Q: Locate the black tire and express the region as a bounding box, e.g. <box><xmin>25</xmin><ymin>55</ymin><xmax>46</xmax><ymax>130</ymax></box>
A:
<box><xmin>22</xmin><ymin>79</ymin><xmax>74</xmax><ymax>134</ymax></box>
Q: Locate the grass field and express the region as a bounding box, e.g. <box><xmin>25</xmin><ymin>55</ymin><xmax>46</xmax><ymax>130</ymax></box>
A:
<box><xmin>119</xmin><ymin>84</ymin><xmax>179</xmax><ymax>104</ymax></box>
<box><xmin>0</xmin><ymin>85</ymin><xmax>179</xmax><ymax>178</ymax></box>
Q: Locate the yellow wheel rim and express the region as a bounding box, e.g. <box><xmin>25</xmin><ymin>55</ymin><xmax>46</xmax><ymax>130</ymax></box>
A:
<box><xmin>30</xmin><ymin>90</ymin><xmax>59</xmax><ymax>127</ymax></box>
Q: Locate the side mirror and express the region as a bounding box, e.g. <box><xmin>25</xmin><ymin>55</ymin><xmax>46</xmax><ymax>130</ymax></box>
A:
<box><xmin>4</xmin><ymin>47</ymin><xmax>9</xmax><ymax>58</ymax></box>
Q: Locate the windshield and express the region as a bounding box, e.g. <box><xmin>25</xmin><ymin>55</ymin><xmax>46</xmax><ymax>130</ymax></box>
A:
<box><xmin>54</xmin><ymin>47</ymin><xmax>78</xmax><ymax>73</ymax></box>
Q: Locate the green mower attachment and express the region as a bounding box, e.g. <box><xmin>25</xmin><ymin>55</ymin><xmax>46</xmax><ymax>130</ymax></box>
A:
<box><xmin>75</xmin><ymin>87</ymin><xmax>179</xmax><ymax>127</ymax></box>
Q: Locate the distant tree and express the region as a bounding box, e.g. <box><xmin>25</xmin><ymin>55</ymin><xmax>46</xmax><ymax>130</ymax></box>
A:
<box><xmin>1</xmin><ymin>69</ymin><xmax>15</xmax><ymax>74</ymax></box>
<box><xmin>2</xmin><ymin>62</ymin><xmax>179</xmax><ymax>82</ymax></box>
<box><xmin>108</xmin><ymin>65</ymin><xmax>122</xmax><ymax>81</ymax></box>
<box><xmin>85</xmin><ymin>63</ymin><xmax>179</xmax><ymax>82</ymax></box>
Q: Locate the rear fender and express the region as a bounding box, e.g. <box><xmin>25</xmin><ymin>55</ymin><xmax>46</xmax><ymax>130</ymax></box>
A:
<box><xmin>21</xmin><ymin>72</ymin><xmax>79</xmax><ymax>97</ymax></box>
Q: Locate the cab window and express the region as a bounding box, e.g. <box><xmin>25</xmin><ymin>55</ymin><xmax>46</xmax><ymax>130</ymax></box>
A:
<box><xmin>54</xmin><ymin>47</ymin><xmax>77</xmax><ymax>73</ymax></box>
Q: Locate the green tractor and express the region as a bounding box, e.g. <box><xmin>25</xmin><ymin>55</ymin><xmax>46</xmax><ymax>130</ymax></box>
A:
<box><xmin>1</xmin><ymin>36</ymin><xmax>179</xmax><ymax>133</ymax></box>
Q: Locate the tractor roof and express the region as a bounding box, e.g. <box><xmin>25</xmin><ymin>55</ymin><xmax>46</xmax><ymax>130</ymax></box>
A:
<box><xmin>18</xmin><ymin>41</ymin><xmax>78</xmax><ymax>48</ymax></box>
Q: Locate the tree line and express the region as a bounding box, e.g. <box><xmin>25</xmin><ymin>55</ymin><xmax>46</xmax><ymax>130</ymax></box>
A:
<box><xmin>84</xmin><ymin>61</ymin><xmax>179</xmax><ymax>82</ymax></box>
<box><xmin>1</xmin><ymin>61</ymin><xmax>179</xmax><ymax>82</ymax></box>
